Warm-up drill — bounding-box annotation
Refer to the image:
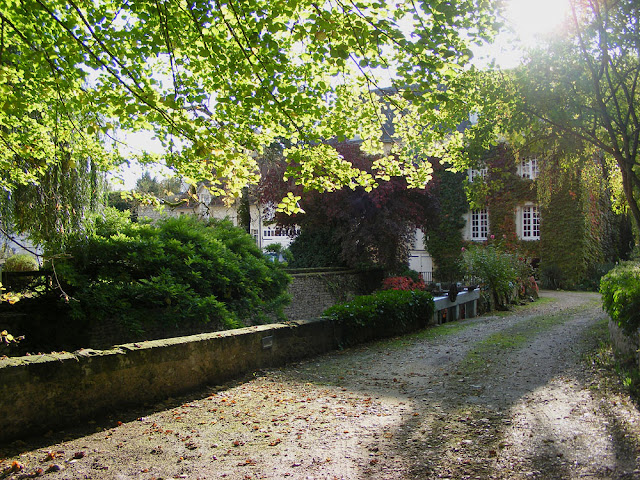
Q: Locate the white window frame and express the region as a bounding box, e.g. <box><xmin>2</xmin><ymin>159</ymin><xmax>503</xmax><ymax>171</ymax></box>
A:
<box><xmin>518</xmin><ymin>158</ymin><xmax>539</xmax><ymax>180</ymax></box>
<box><xmin>468</xmin><ymin>166</ymin><xmax>488</xmax><ymax>182</ymax></box>
<box><xmin>470</xmin><ymin>209</ymin><xmax>489</xmax><ymax>241</ymax></box>
<box><xmin>520</xmin><ymin>205</ymin><xmax>540</xmax><ymax>240</ymax></box>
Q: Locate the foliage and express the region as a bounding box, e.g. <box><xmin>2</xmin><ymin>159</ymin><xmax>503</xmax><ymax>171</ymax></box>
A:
<box><xmin>0</xmin><ymin>283</ymin><xmax>22</xmax><ymax>350</ymax></box>
<box><xmin>424</xmin><ymin>166</ymin><xmax>468</xmax><ymax>282</ymax></box>
<box><xmin>261</xmin><ymin>142</ymin><xmax>438</xmax><ymax>272</ymax></box>
<box><xmin>381</xmin><ymin>276</ymin><xmax>426</xmax><ymax>291</ymax></box>
<box><xmin>2</xmin><ymin>254</ymin><xmax>38</xmax><ymax>272</ymax></box>
<box><xmin>1</xmin><ymin>0</ymin><xmax>499</xmax><ymax>209</ymax></box>
<box><xmin>237</xmin><ymin>187</ymin><xmax>252</xmax><ymax>234</ymax></box>
<box><xmin>0</xmin><ymin>158</ymin><xmax>107</xmax><ymax>251</ymax></box>
<box><xmin>49</xmin><ymin>209</ymin><xmax>291</xmax><ymax>335</ymax></box>
<box><xmin>263</xmin><ymin>243</ymin><xmax>293</xmax><ymax>264</ymax></box>
<box><xmin>461</xmin><ymin>242</ymin><xmax>528</xmax><ymax>309</ymax></box>
<box><xmin>1</xmin><ymin>253</ymin><xmax>40</xmax><ymax>292</ymax></box>
<box><xmin>537</xmin><ymin>156</ymin><xmax>629</xmax><ymax>289</ymax></box>
<box><xmin>287</xmin><ymin>226</ymin><xmax>345</xmax><ymax>268</ymax></box>
<box><xmin>322</xmin><ymin>289</ymin><xmax>434</xmax><ymax>346</ymax></box>
<box><xmin>600</xmin><ymin>261</ymin><xmax>640</xmax><ymax>333</ymax></box>
<box><xmin>135</xmin><ymin>172</ymin><xmax>183</xmax><ymax>198</ymax></box>
<box><xmin>455</xmin><ymin>0</ymin><xmax>640</xmax><ymax>236</ymax></box>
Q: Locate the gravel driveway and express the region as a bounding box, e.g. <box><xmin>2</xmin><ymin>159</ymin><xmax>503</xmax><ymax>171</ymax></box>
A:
<box><xmin>2</xmin><ymin>290</ymin><xmax>639</xmax><ymax>479</ymax></box>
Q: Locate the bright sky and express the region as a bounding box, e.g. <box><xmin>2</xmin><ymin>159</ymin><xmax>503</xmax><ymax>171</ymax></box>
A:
<box><xmin>477</xmin><ymin>0</ymin><xmax>572</xmax><ymax>68</ymax></box>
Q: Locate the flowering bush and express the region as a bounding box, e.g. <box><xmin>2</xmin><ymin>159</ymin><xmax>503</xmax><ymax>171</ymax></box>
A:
<box><xmin>381</xmin><ymin>275</ymin><xmax>426</xmax><ymax>291</ymax></box>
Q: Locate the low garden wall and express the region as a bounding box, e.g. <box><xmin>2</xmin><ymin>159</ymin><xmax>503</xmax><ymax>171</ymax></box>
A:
<box><xmin>1</xmin><ymin>273</ymin><xmax>478</xmax><ymax>445</ymax></box>
<box><xmin>283</xmin><ymin>269</ymin><xmax>382</xmax><ymax>321</ymax></box>
<box><xmin>1</xmin><ymin>298</ymin><xmax>432</xmax><ymax>444</ymax></box>
<box><xmin>0</xmin><ymin>318</ymin><xmax>343</xmax><ymax>443</ymax></box>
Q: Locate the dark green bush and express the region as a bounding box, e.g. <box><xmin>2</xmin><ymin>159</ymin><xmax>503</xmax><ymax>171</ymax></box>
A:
<box><xmin>54</xmin><ymin>209</ymin><xmax>291</xmax><ymax>335</ymax></box>
<box><xmin>2</xmin><ymin>254</ymin><xmax>40</xmax><ymax>292</ymax></box>
<box><xmin>288</xmin><ymin>226</ymin><xmax>345</xmax><ymax>268</ymax></box>
<box><xmin>600</xmin><ymin>261</ymin><xmax>640</xmax><ymax>333</ymax></box>
<box><xmin>322</xmin><ymin>289</ymin><xmax>434</xmax><ymax>346</ymax></box>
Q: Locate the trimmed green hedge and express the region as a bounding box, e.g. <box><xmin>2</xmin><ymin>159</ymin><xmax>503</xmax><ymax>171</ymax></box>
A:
<box><xmin>322</xmin><ymin>289</ymin><xmax>434</xmax><ymax>346</ymax></box>
<box><xmin>600</xmin><ymin>261</ymin><xmax>640</xmax><ymax>333</ymax></box>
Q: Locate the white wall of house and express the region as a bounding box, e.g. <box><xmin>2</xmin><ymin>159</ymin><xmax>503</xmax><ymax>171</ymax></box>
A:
<box><xmin>408</xmin><ymin>228</ymin><xmax>434</xmax><ymax>282</ymax></box>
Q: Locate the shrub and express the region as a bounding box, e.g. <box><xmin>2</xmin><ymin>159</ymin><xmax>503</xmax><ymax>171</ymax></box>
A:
<box><xmin>3</xmin><ymin>254</ymin><xmax>38</xmax><ymax>272</ymax></box>
<box><xmin>539</xmin><ymin>263</ymin><xmax>566</xmax><ymax>290</ymax></box>
<box><xmin>52</xmin><ymin>210</ymin><xmax>291</xmax><ymax>336</ymax></box>
<box><xmin>600</xmin><ymin>261</ymin><xmax>640</xmax><ymax>333</ymax></box>
<box><xmin>381</xmin><ymin>275</ymin><xmax>426</xmax><ymax>291</ymax></box>
<box><xmin>322</xmin><ymin>289</ymin><xmax>434</xmax><ymax>346</ymax></box>
<box><xmin>288</xmin><ymin>226</ymin><xmax>345</xmax><ymax>268</ymax></box>
<box><xmin>2</xmin><ymin>254</ymin><xmax>40</xmax><ymax>292</ymax></box>
<box><xmin>461</xmin><ymin>244</ymin><xmax>520</xmax><ymax>309</ymax></box>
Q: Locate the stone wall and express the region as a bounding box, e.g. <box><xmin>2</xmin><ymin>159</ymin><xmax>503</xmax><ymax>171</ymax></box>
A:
<box><xmin>0</xmin><ymin>304</ymin><xmax>431</xmax><ymax>444</ymax></box>
<box><xmin>0</xmin><ymin>319</ymin><xmax>343</xmax><ymax>443</ymax></box>
<box><xmin>0</xmin><ymin>279</ymin><xmax>481</xmax><ymax>444</ymax></box>
<box><xmin>283</xmin><ymin>270</ymin><xmax>379</xmax><ymax>321</ymax></box>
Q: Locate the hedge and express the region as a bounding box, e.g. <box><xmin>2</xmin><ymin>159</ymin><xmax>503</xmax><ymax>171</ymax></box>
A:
<box><xmin>600</xmin><ymin>261</ymin><xmax>640</xmax><ymax>333</ymax></box>
<box><xmin>1</xmin><ymin>209</ymin><xmax>291</xmax><ymax>352</ymax></box>
<box><xmin>322</xmin><ymin>289</ymin><xmax>434</xmax><ymax>346</ymax></box>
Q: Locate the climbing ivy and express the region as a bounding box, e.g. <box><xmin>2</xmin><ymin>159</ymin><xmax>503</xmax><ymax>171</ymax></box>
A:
<box><xmin>464</xmin><ymin>145</ymin><xmax>628</xmax><ymax>289</ymax></box>
<box><xmin>424</xmin><ymin>165</ymin><xmax>467</xmax><ymax>282</ymax></box>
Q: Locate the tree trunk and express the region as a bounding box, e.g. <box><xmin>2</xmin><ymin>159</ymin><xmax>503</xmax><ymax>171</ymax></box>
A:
<box><xmin>619</xmin><ymin>157</ymin><xmax>640</xmax><ymax>238</ymax></box>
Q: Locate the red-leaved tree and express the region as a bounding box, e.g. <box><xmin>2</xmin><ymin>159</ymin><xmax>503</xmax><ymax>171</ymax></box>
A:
<box><xmin>258</xmin><ymin>142</ymin><xmax>438</xmax><ymax>272</ymax></box>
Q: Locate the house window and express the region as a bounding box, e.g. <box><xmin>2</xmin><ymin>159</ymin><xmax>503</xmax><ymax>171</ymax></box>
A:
<box><xmin>521</xmin><ymin>205</ymin><xmax>540</xmax><ymax>240</ymax></box>
<box><xmin>471</xmin><ymin>209</ymin><xmax>489</xmax><ymax>241</ymax></box>
<box><xmin>468</xmin><ymin>167</ymin><xmax>487</xmax><ymax>182</ymax></box>
<box><xmin>519</xmin><ymin>158</ymin><xmax>539</xmax><ymax>179</ymax></box>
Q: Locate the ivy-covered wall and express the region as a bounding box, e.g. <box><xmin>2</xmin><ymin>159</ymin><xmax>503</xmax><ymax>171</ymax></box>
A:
<box><xmin>465</xmin><ymin>145</ymin><xmax>540</xmax><ymax>261</ymax></box>
<box><xmin>538</xmin><ymin>158</ymin><xmax>629</xmax><ymax>289</ymax></box>
<box><xmin>428</xmin><ymin>144</ymin><xmax>629</xmax><ymax>289</ymax></box>
<box><xmin>424</xmin><ymin>166</ymin><xmax>467</xmax><ymax>282</ymax></box>
<box><xmin>539</xmin><ymin>177</ymin><xmax>590</xmax><ymax>287</ymax></box>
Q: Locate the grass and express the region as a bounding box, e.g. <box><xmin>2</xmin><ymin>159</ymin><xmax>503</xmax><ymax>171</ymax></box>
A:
<box><xmin>459</xmin><ymin>302</ymin><xmax>591</xmax><ymax>374</ymax></box>
<box><xmin>585</xmin><ymin>317</ymin><xmax>640</xmax><ymax>403</ymax></box>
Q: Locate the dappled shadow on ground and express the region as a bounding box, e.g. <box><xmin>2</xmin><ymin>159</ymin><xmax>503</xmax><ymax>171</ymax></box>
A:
<box><xmin>2</xmin><ymin>292</ymin><xmax>639</xmax><ymax>479</ymax></box>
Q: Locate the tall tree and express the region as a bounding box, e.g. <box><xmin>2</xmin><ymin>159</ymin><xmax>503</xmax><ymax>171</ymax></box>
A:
<box><xmin>1</xmin><ymin>0</ymin><xmax>500</xmax><ymax>207</ymax></box>
<box><xmin>260</xmin><ymin>142</ymin><xmax>438</xmax><ymax>271</ymax></box>
<box><xmin>456</xmin><ymin>0</ymin><xmax>640</xmax><ymax>235</ymax></box>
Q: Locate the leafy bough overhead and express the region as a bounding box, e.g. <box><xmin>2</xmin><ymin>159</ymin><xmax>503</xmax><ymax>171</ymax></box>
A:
<box><xmin>453</xmin><ymin>0</ymin><xmax>640</xmax><ymax>234</ymax></box>
<box><xmin>1</xmin><ymin>0</ymin><xmax>500</xmax><ymax>205</ymax></box>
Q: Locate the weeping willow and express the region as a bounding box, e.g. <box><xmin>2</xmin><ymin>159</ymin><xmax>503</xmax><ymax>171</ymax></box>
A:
<box><xmin>0</xmin><ymin>153</ymin><xmax>107</xmax><ymax>254</ymax></box>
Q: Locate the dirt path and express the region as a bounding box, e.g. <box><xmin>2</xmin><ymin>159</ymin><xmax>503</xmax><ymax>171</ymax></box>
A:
<box><xmin>2</xmin><ymin>291</ymin><xmax>640</xmax><ymax>479</ymax></box>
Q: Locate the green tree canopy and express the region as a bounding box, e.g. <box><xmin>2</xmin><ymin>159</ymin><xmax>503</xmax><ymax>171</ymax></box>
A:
<box><xmin>1</xmin><ymin>0</ymin><xmax>500</xmax><ymax>209</ymax></box>
<box><xmin>453</xmin><ymin>0</ymin><xmax>640</xmax><ymax>235</ymax></box>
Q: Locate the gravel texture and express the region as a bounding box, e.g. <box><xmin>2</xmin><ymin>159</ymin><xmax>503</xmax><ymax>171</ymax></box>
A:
<box><xmin>2</xmin><ymin>290</ymin><xmax>639</xmax><ymax>479</ymax></box>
